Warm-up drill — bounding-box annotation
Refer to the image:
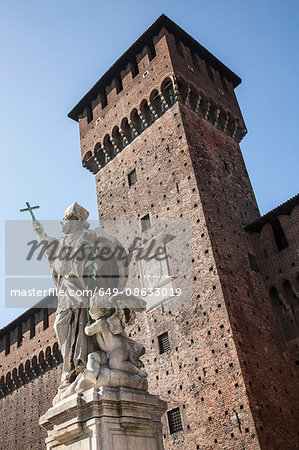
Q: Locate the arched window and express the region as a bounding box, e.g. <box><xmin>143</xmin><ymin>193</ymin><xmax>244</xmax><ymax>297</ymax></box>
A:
<box><xmin>32</xmin><ymin>355</ymin><xmax>38</xmax><ymax>369</ymax></box>
<box><xmin>83</xmin><ymin>151</ymin><xmax>92</xmax><ymax>162</ymax></box>
<box><xmin>6</xmin><ymin>372</ymin><xmax>11</xmax><ymax>384</ymax></box>
<box><xmin>161</xmin><ymin>78</ymin><xmax>175</xmax><ymax>108</ymax></box>
<box><xmin>38</xmin><ymin>350</ymin><xmax>45</xmax><ymax>364</ymax></box>
<box><xmin>18</xmin><ymin>363</ymin><xmax>24</xmax><ymax>377</ymax></box>
<box><xmin>103</xmin><ymin>134</ymin><xmax>114</xmax><ymax>161</ymax></box>
<box><xmin>52</xmin><ymin>342</ymin><xmax>62</xmax><ymax>362</ymax></box>
<box><xmin>130</xmin><ymin>109</ymin><xmax>143</xmax><ymax>135</ymax></box>
<box><xmin>94</xmin><ymin>142</ymin><xmax>106</xmax><ymax>167</ymax></box>
<box><xmin>52</xmin><ymin>342</ymin><xmax>59</xmax><ymax>355</ymax></box>
<box><xmin>121</xmin><ymin>118</ymin><xmax>132</xmax><ymax>145</ymax></box>
<box><xmin>12</xmin><ymin>368</ymin><xmax>18</xmax><ymax>382</ymax></box>
<box><xmin>112</xmin><ymin>127</ymin><xmax>123</xmax><ymax>152</ymax></box>
<box><xmin>140</xmin><ymin>100</ymin><xmax>153</xmax><ymax>127</ymax></box>
<box><xmin>82</xmin><ymin>149</ymin><xmax>99</xmax><ymax>174</ymax></box>
<box><xmin>45</xmin><ymin>346</ymin><xmax>52</xmax><ymax>361</ymax></box>
<box><xmin>150</xmin><ymin>90</ymin><xmax>163</xmax><ymax>117</ymax></box>
<box><xmin>269</xmin><ymin>286</ymin><xmax>298</xmax><ymax>341</ymax></box>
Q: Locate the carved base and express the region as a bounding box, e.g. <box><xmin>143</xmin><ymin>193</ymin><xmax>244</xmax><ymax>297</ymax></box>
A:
<box><xmin>40</xmin><ymin>387</ymin><xmax>167</xmax><ymax>449</ymax></box>
<box><xmin>53</xmin><ymin>365</ymin><xmax>148</xmax><ymax>404</ymax></box>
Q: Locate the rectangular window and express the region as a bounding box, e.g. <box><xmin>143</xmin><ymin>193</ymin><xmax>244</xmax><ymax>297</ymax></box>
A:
<box><xmin>158</xmin><ymin>331</ymin><xmax>171</xmax><ymax>354</ymax></box>
<box><xmin>30</xmin><ymin>315</ymin><xmax>35</xmax><ymax>339</ymax></box>
<box><xmin>248</xmin><ymin>253</ymin><xmax>260</xmax><ymax>273</ymax></box>
<box><xmin>207</xmin><ymin>64</ymin><xmax>214</xmax><ymax>81</ymax></box>
<box><xmin>5</xmin><ymin>332</ymin><xmax>10</xmax><ymax>355</ymax></box>
<box><xmin>148</xmin><ymin>40</ymin><xmax>156</xmax><ymax>61</ymax></box>
<box><xmin>191</xmin><ymin>52</ymin><xmax>200</xmax><ymax>70</ymax></box>
<box><xmin>140</xmin><ymin>213</ymin><xmax>151</xmax><ymax>232</ymax></box>
<box><xmin>17</xmin><ymin>323</ymin><xmax>22</xmax><ymax>347</ymax></box>
<box><xmin>128</xmin><ymin>169</ymin><xmax>137</xmax><ymax>187</ymax></box>
<box><xmin>132</xmin><ymin>56</ymin><xmax>139</xmax><ymax>78</ymax></box>
<box><xmin>100</xmin><ymin>90</ymin><xmax>108</xmax><ymax>109</ymax></box>
<box><xmin>43</xmin><ymin>308</ymin><xmax>49</xmax><ymax>330</ymax></box>
<box><xmin>167</xmin><ymin>407</ymin><xmax>183</xmax><ymax>434</ymax></box>
<box><xmin>271</xmin><ymin>219</ymin><xmax>288</xmax><ymax>251</ymax></box>
<box><xmin>87</xmin><ymin>107</ymin><xmax>93</xmax><ymax>124</ymax></box>
<box><xmin>116</xmin><ymin>75</ymin><xmax>123</xmax><ymax>94</ymax></box>
<box><xmin>221</xmin><ymin>75</ymin><xmax>229</xmax><ymax>93</ymax></box>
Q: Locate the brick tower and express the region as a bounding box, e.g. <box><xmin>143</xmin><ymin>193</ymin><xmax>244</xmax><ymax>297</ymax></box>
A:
<box><xmin>67</xmin><ymin>14</ymin><xmax>299</xmax><ymax>449</ymax></box>
<box><xmin>1</xmin><ymin>14</ymin><xmax>298</xmax><ymax>450</ymax></box>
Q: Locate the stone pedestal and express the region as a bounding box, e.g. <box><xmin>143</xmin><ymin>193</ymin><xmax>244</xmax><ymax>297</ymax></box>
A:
<box><xmin>40</xmin><ymin>387</ymin><xmax>167</xmax><ymax>449</ymax></box>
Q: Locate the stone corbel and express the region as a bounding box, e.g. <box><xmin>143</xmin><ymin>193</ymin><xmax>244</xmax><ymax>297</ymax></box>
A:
<box><xmin>147</xmin><ymin>102</ymin><xmax>159</xmax><ymax>121</ymax></box>
<box><xmin>195</xmin><ymin>95</ymin><xmax>202</xmax><ymax>115</ymax></box>
<box><xmin>223</xmin><ymin>112</ymin><xmax>229</xmax><ymax>133</ymax></box>
<box><xmin>93</xmin><ymin>155</ymin><xmax>102</xmax><ymax>170</ymax></box>
<box><xmin>129</xmin><ymin>121</ymin><xmax>139</xmax><ymax>138</ymax></box>
<box><xmin>171</xmin><ymin>76</ymin><xmax>180</xmax><ymax>103</ymax></box>
<box><xmin>204</xmin><ymin>102</ymin><xmax>211</xmax><ymax>121</ymax></box>
<box><xmin>214</xmin><ymin>108</ymin><xmax>220</xmax><ymax>127</ymax></box>
<box><xmin>138</xmin><ymin>111</ymin><xmax>148</xmax><ymax>129</ymax></box>
<box><xmin>232</xmin><ymin>119</ymin><xmax>238</xmax><ymax>140</ymax></box>
<box><xmin>110</xmin><ymin>137</ymin><xmax>119</xmax><ymax>154</ymax></box>
<box><xmin>119</xmin><ymin>128</ymin><xmax>129</xmax><ymax>146</ymax></box>
<box><xmin>184</xmin><ymin>86</ymin><xmax>192</xmax><ymax>109</ymax></box>
<box><xmin>102</xmin><ymin>147</ymin><xmax>110</xmax><ymax>163</ymax></box>
<box><xmin>159</xmin><ymin>92</ymin><xmax>169</xmax><ymax>111</ymax></box>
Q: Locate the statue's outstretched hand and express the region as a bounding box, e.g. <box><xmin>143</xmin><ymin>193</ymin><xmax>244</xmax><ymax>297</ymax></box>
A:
<box><xmin>32</xmin><ymin>220</ymin><xmax>44</xmax><ymax>235</ymax></box>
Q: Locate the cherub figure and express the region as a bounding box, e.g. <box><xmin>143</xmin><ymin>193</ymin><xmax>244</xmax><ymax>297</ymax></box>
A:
<box><xmin>84</xmin><ymin>294</ymin><xmax>147</xmax><ymax>381</ymax></box>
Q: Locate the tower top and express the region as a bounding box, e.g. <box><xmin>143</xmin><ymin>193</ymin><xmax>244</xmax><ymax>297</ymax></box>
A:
<box><xmin>68</xmin><ymin>14</ymin><xmax>241</xmax><ymax>122</ymax></box>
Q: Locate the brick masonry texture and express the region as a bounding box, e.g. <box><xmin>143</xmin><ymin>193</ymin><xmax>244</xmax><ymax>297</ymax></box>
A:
<box><xmin>0</xmin><ymin>15</ymin><xmax>298</xmax><ymax>450</ymax></box>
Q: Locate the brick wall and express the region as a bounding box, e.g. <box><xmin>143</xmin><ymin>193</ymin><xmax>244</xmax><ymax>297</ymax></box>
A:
<box><xmin>182</xmin><ymin>107</ymin><xmax>299</xmax><ymax>448</ymax></box>
<box><xmin>0</xmin><ymin>307</ymin><xmax>61</xmax><ymax>450</ymax></box>
<box><xmin>0</xmin><ymin>366</ymin><xmax>61</xmax><ymax>449</ymax></box>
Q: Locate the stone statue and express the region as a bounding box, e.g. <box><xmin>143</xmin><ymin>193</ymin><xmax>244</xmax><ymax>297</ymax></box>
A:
<box><xmin>32</xmin><ymin>202</ymin><xmax>147</xmax><ymax>404</ymax></box>
<box><xmin>85</xmin><ymin>294</ymin><xmax>147</xmax><ymax>378</ymax></box>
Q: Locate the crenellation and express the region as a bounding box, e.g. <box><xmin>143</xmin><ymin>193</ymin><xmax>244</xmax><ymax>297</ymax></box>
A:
<box><xmin>105</xmin><ymin>78</ymin><xmax>119</xmax><ymax>105</ymax></box>
<box><xmin>81</xmin><ymin>71</ymin><xmax>247</xmax><ymax>176</ymax></box>
<box><xmin>136</xmin><ymin>45</ymin><xmax>151</xmax><ymax>67</ymax></box>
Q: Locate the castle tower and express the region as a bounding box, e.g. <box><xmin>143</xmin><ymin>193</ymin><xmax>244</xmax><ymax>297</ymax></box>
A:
<box><xmin>63</xmin><ymin>14</ymin><xmax>299</xmax><ymax>449</ymax></box>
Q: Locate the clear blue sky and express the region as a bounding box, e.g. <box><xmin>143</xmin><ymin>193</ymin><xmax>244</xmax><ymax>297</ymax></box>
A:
<box><xmin>1</xmin><ymin>0</ymin><xmax>298</xmax><ymax>328</ymax></box>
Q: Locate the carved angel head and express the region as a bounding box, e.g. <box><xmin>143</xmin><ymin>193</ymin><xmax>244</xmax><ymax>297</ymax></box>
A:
<box><xmin>89</xmin><ymin>292</ymin><xmax>146</xmax><ymax>335</ymax></box>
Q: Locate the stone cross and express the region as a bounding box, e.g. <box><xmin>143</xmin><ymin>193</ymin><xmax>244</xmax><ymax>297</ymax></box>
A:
<box><xmin>20</xmin><ymin>202</ymin><xmax>40</xmax><ymax>220</ymax></box>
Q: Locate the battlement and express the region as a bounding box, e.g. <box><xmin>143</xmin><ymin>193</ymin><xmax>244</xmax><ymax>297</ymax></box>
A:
<box><xmin>69</xmin><ymin>15</ymin><xmax>246</xmax><ymax>176</ymax></box>
<box><xmin>246</xmin><ymin>195</ymin><xmax>299</xmax><ymax>367</ymax></box>
<box><xmin>68</xmin><ymin>14</ymin><xmax>241</xmax><ymax>123</ymax></box>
